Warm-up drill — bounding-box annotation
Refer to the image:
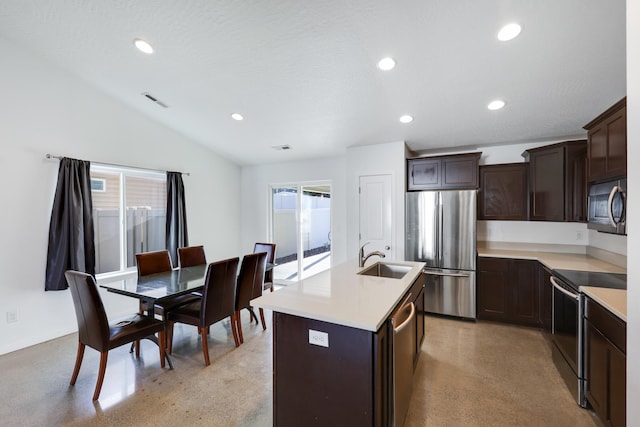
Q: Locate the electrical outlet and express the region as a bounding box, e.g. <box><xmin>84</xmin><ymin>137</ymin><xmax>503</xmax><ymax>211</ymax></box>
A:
<box><xmin>576</xmin><ymin>230</ymin><xmax>584</xmax><ymax>241</ymax></box>
<box><xmin>309</xmin><ymin>329</ymin><xmax>329</xmax><ymax>348</ymax></box>
<box><xmin>6</xmin><ymin>310</ymin><xmax>18</xmax><ymax>323</ymax></box>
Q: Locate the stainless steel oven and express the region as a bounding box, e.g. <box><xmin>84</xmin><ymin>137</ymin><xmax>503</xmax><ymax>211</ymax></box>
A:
<box><xmin>550</xmin><ymin>269</ymin><xmax>627</xmax><ymax>409</ymax></box>
<box><xmin>550</xmin><ymin>275</ymin><xmax>585</xmax><ymax>407</ymax></box>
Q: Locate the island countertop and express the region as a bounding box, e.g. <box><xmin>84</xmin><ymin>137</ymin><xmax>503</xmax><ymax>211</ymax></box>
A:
<box><xmin>251</xmin><ymin>259</ymin><xmax>425</xmax><ymax>332</ymax></box>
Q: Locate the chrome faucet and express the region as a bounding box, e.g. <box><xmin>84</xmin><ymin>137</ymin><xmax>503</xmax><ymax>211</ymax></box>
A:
<box><xmin>359</xmin><ymin>242</ymin><xmax>386</xmax><ymax>268</ymax></box>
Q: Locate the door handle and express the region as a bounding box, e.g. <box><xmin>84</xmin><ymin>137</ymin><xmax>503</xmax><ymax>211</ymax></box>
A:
<box><xmin>550</xmin><ymin>277</ymin><xmax>579</xmax><ymax>301</ymax></box>
<box><xmin>607</xmin><ymin>185</ymin><xmax>625</xmax><ymax>227</ymax></box>
<box><xmin>423</xmin><ymin>270</ymin><xmax>469</xmax><ymax>278</ymax></box>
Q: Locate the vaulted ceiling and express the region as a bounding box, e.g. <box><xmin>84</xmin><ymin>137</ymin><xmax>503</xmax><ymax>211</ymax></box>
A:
<box><xmin>0</xmin><ymin>0</ymin><xmax>626</xmax><ymax>165</ymax></box>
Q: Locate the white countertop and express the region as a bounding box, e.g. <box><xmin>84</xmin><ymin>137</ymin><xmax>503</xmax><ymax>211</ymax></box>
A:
<box><xmin>581</xmin><ymin>286</ymin><xmax>627</xmax><ymax>322</ymax></box>
<box><xmin>477</xmin><ymin>246</ymin><xmax>625</xmax><ymax>273</ymax></box>
<box><xmin>251</xmin><ymin>260</ymin><xmax>425</xmax><ymax>332</ymax></box>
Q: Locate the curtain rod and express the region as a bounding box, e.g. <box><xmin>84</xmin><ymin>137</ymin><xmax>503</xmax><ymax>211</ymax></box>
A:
<box><xmin>45</xmin><ymin>154</ymin><xmax>190</xmax><ymax>176</ymax></box>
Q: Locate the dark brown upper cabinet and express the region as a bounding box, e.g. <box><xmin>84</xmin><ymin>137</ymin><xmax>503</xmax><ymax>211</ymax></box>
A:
<box><xmin>584</xmin><ymin>97</ymin><xmax>626</xmax><ymax>183</ymax></box>
<box><xmin>407</xmin><ymin>152</ymin><xmax>481</xmax><ymax>191</ymax></box>
<box><xmin>478</xmin><ymin>163</ymin><xmax>529</xmax><ymax>220</ymax></box>
<box><xmin>523</xmin><ymin>140</ymin><xmax>587</xmax><ymax>222</ymax></box>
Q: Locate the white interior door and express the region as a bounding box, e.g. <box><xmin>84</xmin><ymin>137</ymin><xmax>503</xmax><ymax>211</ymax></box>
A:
<box><xmin>359</xmin><ymin>174</ymin><xmax>393</xmax><ymax>263</ymax></box>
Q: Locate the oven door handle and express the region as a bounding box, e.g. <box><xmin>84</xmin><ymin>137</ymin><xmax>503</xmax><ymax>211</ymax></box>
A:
<box><xmin>550</xmin><ymin>276</ymin><xmax>580</xmax><ymax>301</ymax></box>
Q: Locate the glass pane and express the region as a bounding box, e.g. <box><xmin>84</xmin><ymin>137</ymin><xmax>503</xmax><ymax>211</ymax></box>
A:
<box><xmin>300</xmin><ymin>185</ymin><xmax>331</xmax><ymax>279</ymax></box>
<box><xmin>125</xmin><ymin>175</ymin><xmax>167</xmax><ymax>268</ymax></box>
<box><xmin>91</xmin><ymin>170</ymin><xmax>121</xmax><ymax>274</ymax></box>
<box><xmin>272</xmin><ymin>186</ymin><xmax>299</xmax><ymax>282</ymax></box>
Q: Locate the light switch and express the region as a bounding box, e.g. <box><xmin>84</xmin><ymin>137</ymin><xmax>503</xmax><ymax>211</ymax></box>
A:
<box><xmin>309</xmin><ymin>329</ymin><xmax>329</xmax><ymax>347</ymax></box>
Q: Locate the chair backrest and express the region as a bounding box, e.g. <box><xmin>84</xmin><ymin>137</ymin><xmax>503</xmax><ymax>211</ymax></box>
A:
<box><xmin>254</xmin><ymin>243</ymin><xmax>276</xmax><ymax>283</ymax></box>
<box><xmin>235</xmin><ymin>252</ymin><xmax>268</xmax><ymax>311</ymax></box>
<box><xmin>65</xmin><ymin>271</ymin><xmax>110</xmax><ymax>352</ymax></box>
<box><xmin>200</xmin><ymin>257</ymin><xmax>240</xmax><ymax>326</ymax></box>
<box><xmin>253</xmin><ymin>243</ymin><xmax>276</xmax><ymax>264</ymax></box>
<box><xmin>178</xmin><ymin>245</ymin><xmax>207</xmax><ymax>268</ymax></box>
<box><xmin>136</xmin><ymin>250</ymin><xmax>173</xmax><ymax>276</ymax></box>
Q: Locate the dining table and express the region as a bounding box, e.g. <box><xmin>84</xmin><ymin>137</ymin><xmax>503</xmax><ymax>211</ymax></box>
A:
<box><xmin>99</xmin><ymin>264</ymin><xmax>208</xmax><ymax>369</ymax></box>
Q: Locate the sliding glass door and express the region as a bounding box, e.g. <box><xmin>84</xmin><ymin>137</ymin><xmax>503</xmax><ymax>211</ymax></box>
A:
<box><xmin>271</xmin><ymin>183</ymin><xmax>331</xmax><ymax>283</ymax></box>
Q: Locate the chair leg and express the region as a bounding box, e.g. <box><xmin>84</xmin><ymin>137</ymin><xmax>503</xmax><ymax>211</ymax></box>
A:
<box><xmin>135</xmin><ymin>340</ymin><xmax>140</xmax><ymax>358</ymax></box>
<box><xmin>93</xmin><ymin>352</ymin><xmax>108</xmax><ymax>401</ymax></box>
<box><xmin>230</xmin><ymin>313</ymin><xmax>240</xmax><ymax>347</ymax></box>
<box><xmin>259</xmin><ymin>308</ymin><xmax>267</xmax><ymax>331</ymax></box>
<box><xmin>235</xmin><ymin>310</ymin><xmax>244</xmax><ymax>344</ymax></box>
<box><xmin>248</xmin><ymin>307</ymin><xmax>258</xmax><ymax>324</ymax></box>
<box><xmin>70</xmin><ymin>342</ymin><xmax>85</xmax><ymax>385</ymax></box>
<box><xmin>158</xmin><ymin>331</ymin><xmax>166</xmax><ymax>369</ymax></box>
<box><xmin>200</xmin><ymin>327</ymin><xmax>210</xmax><ymax>366</ymax></box>
<box><xmin>167</xmin><ymin>321</ymin><xmax>175</xmax><ymax>355</ymax></box>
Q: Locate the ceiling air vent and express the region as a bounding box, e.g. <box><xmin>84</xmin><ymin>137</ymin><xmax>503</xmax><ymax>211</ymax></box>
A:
<box><xmin>272</xmin><ymin>145</ymin><xmax>292</xmax><ymax>151</ymax></box>
<box><xmin>141</xmin><ymin>92</ymin><xmax>168</xmax><ymax>108</ymax></box>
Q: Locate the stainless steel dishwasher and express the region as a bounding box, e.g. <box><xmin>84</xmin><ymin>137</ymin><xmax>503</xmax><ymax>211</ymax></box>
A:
<box><xmin>390</xmin><ymin>299</ymin><xmax>416</xmax><ymax>427</ymax></box>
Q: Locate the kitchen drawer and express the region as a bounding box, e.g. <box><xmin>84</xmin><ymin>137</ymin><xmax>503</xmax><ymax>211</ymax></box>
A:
<box><xmin>477</xmin><ymin>257</ymin><xmax>510</xmax><ymax>272</ymax></box>
<box><xmin>585</xmin><ymin>298</ymin><xmax>626</xmax><ymax>353</ymax></box>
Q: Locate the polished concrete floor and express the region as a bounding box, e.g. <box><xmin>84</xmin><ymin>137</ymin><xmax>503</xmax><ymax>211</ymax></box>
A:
<box><xmin>0</xmin><ymin>311</ymin><xmax>600</xmax><ymax>426</ymax></box>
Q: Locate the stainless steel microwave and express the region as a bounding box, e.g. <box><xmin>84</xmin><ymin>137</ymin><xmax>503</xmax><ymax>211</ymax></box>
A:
<box><xmin>587</xmin><ymin>178</ymin><xmax>626</xmax><ymax>235</ymax></box>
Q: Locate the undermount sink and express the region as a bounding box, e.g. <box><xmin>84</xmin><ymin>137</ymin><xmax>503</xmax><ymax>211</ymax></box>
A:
<box><xmin>358</xmin><ymin>262</ymin><xmax>412</xmax><ymax>279</ymax></box>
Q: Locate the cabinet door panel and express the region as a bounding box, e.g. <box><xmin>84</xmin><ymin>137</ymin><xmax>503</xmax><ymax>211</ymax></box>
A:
<box><xmin>511</xmin><ymin>260</ymin><xmax>540</xmax><ymax>326</ymax></box>
<box><xmin>442</xmin><ymin>156</ymin><xmax>478</xmax><ymax>189</ymax></box>
<box><xmin>586</xmin><ymin>323</ymin><xmax>608</xmax><ymax>422</ymax></box>
<box><xmin>477</xmin><ymin>270</ymin><xmax>509</xmax><ymax>321</ymax></box>
<box><xmin>478</xmin><ymin>164</ymin><xmax>528</xmax><ymax>220</ymax></box>
<box><xmin>408</xmin><ymin>159</ymin><xmax>440</xmax><ymax>190</ymax></box>
<box><xmin>530</xmin><ymin>147</ymin><xmax>565</xmax><ymax>221</ymax></box>
<box><xmin>606</xmin><ymin>110</ymin><xmax>627</xmax><ymax>178</ymax></box>
<box><xmin>609</xmin><ymin>345</ymin><xmax>626</xmax><ymax>427</ymax></box>
<box><xmin>588</xmin><ymin>126</ymin><xmax>607</xmax><ymax>181</ymax></box>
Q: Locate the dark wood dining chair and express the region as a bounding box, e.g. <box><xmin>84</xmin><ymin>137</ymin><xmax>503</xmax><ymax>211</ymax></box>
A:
<box><xmin>234</xmin><ymin>252</ymin><xmax>268</xmax><ymax>344</ymax></box>
<box><xmin>253</xmin><ymin>242</ymin><xmax>276</xmax><ymax>292</ymax></box>
<box><xmin>178</xmin><ymin>245</ymin><xmax>207</xmax><ymax>268</ymax></box>
<box><xmin>166</xmin><ymin>257</ymin><xmax>240</xmax><ymax>365</ymax></box>
<box><xmin>65</xmin><ymin>270</ymin><xmax>166</xmax><ymax>401</ymax></box>
<box><xmin>135</xmin><ymin>250</ymin><xmax>201</xmax><ymax>352</ymax></box>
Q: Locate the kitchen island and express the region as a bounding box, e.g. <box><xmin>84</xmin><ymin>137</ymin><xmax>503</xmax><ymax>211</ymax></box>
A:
<box><xmin>251</xmin><ymin>259</ymin><xmax>425</xmax><ymax>427</ymax></box>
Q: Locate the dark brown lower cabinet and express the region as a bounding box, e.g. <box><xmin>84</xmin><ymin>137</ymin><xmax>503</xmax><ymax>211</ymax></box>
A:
<box><xmin>585</xmin><ymin>297</ymin><xmax>626</xmax><ymax>427</ymax></box>
<box><xmin>477</xmin><ymin>257</ymin><xmax>541</xmax><ymax>327</ymax></box>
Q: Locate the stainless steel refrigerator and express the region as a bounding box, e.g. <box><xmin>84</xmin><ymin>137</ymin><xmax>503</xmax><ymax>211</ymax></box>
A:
<box><xmin>405</xmin><ymin>190</ymin><xmax>476</xmax><ymax>319</ymax></box>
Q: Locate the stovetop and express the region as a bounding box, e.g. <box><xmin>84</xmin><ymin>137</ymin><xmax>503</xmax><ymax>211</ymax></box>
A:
<box><xmin>552</xmin><ymin>269</ymin><xmax>627</xmax><ymax>292</ymax></box>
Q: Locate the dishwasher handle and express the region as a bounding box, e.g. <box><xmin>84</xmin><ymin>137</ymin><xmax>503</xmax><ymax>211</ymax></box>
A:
<box><xmin>393</xmin><ymin>302</ymin><xmax>416</xmax><ymax>333</ymax></box>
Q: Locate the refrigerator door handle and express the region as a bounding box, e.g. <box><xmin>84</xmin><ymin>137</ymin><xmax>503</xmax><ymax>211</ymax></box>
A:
<box><xmin>438</xmin><ymin>193</ymin><xmax>444</xmax><ymax>266</ymax></box>
<box><xmin>424</xmin><ymin>271</ymin><xmax>470</xmax><ymax>278</ymax></box>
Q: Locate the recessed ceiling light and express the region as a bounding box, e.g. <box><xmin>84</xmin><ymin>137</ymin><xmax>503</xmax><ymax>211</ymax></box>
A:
<box><xmin>133</xmin><ymin>38</ymin><xmax>154</xmax><ymax>54</ymax></box>
<box><xmin>399</xmin><ymin>115</ymin><xmax>413</xmax><ymax>123</ymax></box>
<box><xmin>231</xmin><ymin>113</ymin><xmax>244</xmax><ymax>121</ymax></box>
<box><xmin>377</xmin><ymin>57</ymin><xmax>396</xmax><ymax>71</ymax></box>
<box><xmin>488</xmin><ymin>100</ymin><xmax>506</xmax><ymax>110</ymax></box>
<box><xmin>497</xmin><ymin>23</ymin><xmax>521</xmax><ymax>41</ymax></box>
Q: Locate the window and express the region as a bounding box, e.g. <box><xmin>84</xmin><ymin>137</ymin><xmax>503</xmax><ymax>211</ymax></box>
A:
<box><xmin>270</xmin><ymin>183</ymin><xmax>331</xmax><ymax>282</ymax></box>
<box><xmin>91</xmin><ymin>165</ymin><xmax>166</xmax><ymax>275</ymax></box>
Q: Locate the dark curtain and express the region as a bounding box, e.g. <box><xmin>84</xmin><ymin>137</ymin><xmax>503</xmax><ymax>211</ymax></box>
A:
<box><xmin>45</xmin><ymin>157</ymin><xmax>96</xmax><ymax>291</ymax></box>
<box><xmin>166</xmin><ymin>172</ymin><xmax>188</xmax><ymax>267</ymax></box>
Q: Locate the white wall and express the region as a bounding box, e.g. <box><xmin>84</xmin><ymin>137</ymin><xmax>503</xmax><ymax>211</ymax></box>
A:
<box><xmin>626</xmin><ymin>0</ymin><xmax>639</xmax><ymax>420</ymax></box>
<box><xmin>240</xmin><ymin>156</ymin><xmax>347</xmax><ymax>266</ymax></box>
<box><xmin>346</xmin><ymin>141</ymin><xmax>407</xmax><ymax>262</ymax></box>
<box><xmin>0</xmin><ymin>36</ymin><xmax>241</xmax><ymax>355</ymax></box>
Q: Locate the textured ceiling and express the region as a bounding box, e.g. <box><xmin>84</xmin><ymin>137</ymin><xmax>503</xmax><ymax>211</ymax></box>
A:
<box><xmin>0</xmin><ymin>0</ymin><xmax>626</xmax><ymax>165</ymax></box>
